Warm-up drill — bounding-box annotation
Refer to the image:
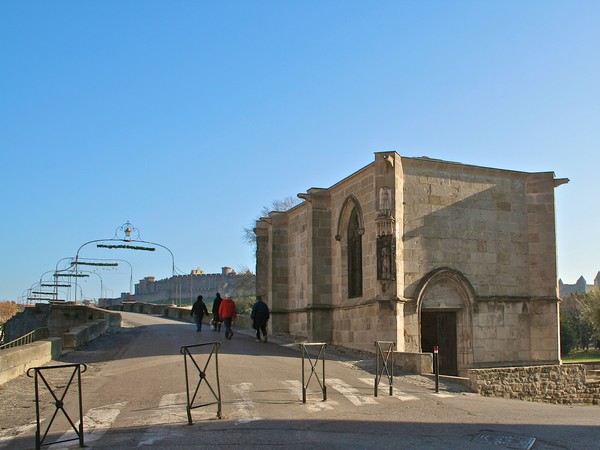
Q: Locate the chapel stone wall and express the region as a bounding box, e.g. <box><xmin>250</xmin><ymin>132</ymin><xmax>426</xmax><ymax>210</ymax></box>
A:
<box><xmin>401</xmin><ymin>159</ymin><xmax>535</xmax><ymax>298</ymax></box>
<box><xmin>255</xmin><ymin>151</ymin><xmax>562</xmax><ymax>367</ymax></box>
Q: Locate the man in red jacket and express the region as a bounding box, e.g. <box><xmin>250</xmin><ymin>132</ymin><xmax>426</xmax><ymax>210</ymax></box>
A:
<box><xmin>218</xmin><ymin>294</ymin><xmax>237</xmax><ymax>340</ymax></box>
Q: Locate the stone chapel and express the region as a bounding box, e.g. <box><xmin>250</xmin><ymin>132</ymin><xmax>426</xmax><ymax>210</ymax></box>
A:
<box><xmin>255</xmin><ymin>151</ymin><xmax>568</xmax><ymax>376</ymax></box>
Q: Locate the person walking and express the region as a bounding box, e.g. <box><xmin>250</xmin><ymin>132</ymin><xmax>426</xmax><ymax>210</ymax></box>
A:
<box><xmin>250</xmin><ymin>295</ymin><xmax>270</xmax><ymax>343</ymax></box>
<box><xmin>218</xmin><ymin>294</ymin><xmax>237</xmax><ymax>340</ymax></box>
<box><xmin>190</xmin><ymin>295</ymin><xmax>209</xmax><ymax>332</ymax></box>
<box><xmin>212</xmin><ymin>292</ymin><xmax>223</xmax><ymax>332</ymax></box>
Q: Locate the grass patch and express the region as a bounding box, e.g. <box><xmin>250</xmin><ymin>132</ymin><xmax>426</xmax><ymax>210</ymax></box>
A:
<box><xmin>563</xmin><ymin>348</ymin><xmax>600</xmax><ymax>362</ymax></box>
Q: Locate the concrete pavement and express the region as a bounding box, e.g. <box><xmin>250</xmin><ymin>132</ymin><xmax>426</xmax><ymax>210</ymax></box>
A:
<box><xmin>0</xmin><ymin>312</ymin><xmax>598</xmax><ymax>449</ymax></box>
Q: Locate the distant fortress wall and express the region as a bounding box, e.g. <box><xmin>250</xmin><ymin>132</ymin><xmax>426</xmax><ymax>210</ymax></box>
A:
<box><xmin>559</xmin><ymin>272</ymin><xmax>600</xmax><ymax>297</ymax></box>
<box><xmin>131</xmin><ymin>266</ymin><xmax>254</xmax><ymax>305</ymax></box>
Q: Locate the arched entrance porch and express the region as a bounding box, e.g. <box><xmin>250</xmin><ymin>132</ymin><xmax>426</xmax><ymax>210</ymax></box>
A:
<box><xmin>414</xmin><ymin>267</ymin><xmax>475</xmax><ymax>376</ymax></box>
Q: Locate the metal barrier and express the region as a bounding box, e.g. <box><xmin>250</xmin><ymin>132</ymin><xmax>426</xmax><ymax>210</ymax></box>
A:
<box><xmin>180</xmin><ymin>342</ymin><xmax>222</xmax><ymax>424</ymax></box>
<box><xmin>0</xmin><ymin>327</ymin><xmax>49</xmax><ymax>350</ymax></box>
<box><xmin>27</xmin><ymin>363</ymin><xmax>87</xmax><ymax>450</ymax></box>
<box><xmin>374</xmin><ymin>341</ymin><xmax>396</xmax><ymax>397</ymax></box>
<box><xmin>299</xmin><ymin>342</ymin><xmax>327</xmax><ymax>403</ymax></box>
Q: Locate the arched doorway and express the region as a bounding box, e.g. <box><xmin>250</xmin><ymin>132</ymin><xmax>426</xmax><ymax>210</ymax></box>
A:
<box><xmin>415</xmin><ymin>268</ymin><xmax>475</xmax><ymax>376</ymax></box>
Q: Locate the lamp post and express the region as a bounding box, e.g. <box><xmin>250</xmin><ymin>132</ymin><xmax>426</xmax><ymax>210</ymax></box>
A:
<box><xmin>73</xmin><ymin>222</ymin><xmax>177</xmax><ymax>303</ymax></box>
<box><xmin>78</xmin><ymin>269</ymin><xmax>105</xmax><ymax>304</ymax></box>
<box><xmin>57</xmin><ymin>256</ymin><xmax>134</xmax><ymax>301</ymax></box>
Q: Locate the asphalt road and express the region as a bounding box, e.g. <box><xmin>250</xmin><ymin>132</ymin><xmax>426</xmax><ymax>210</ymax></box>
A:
<box><xmin>0</xmin><ymin>312</ymin><xmax>598</xmax><ymax>449</ymax></box>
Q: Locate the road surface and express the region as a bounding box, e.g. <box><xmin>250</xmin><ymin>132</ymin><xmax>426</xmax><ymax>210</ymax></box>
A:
<box><xmin>0</xmin><ymin>312</ymin><xmax>598</xmax><ymax>449</ymax></box>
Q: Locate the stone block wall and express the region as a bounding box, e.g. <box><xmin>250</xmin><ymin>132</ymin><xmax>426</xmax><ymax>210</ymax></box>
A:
<box><xmin>3</xmin><ymin>303</ymin><xmax>51</xmax><ymax>342</ymax></box>
<box><xmin>332</xmin><ymin>302</ymin><xmax>378</xmax><ymax>350</ymax></box>
<box><xmin>289</xmin><ymin>310</ymin><xmax>307</xmax><ymax>337</ymax></box>
<box><xmin>0</xmin><ymin>338</ymin><xmax>62</xmax><ymax>385</ymax></box>
<box><xmin>287</xmin><ymin>207</ymin><xmax>308</xmax><ymax>311</ymax></box>
<box><xmin>330</xmin><ymin>168</ymin><xmax>378</xmax><ymax>306</ymax></box>
<box><xmin>471</xmin><ymin>300</ymin><xmax>559</xmax><ymax>367</ymax></box>
<box><xmin>467</xmin><ymin>364</ymin><xmax>600</xmax><ymax>405</ymax></box>
<box><xmin>332</xmin><ymin>300</ymin><xmax>398</xmax><ymax>352</ymax></box>
<box><xmin>401</xmin><ymin>160</ymin><xmax>537</xmax><ymax>299</ymax></box>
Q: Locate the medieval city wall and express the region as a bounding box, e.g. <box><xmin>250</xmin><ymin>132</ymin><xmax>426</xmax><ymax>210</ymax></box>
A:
<box><xmin>133</xmin><ymin>271</ymin><xmax>250</xmax><ymax>305</ymax></box>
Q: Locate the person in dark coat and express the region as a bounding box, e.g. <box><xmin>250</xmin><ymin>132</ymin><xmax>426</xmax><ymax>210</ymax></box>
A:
<box><xmin>250</xmin><ymin>296</ymin><xmax>270</xmax><ymax>343</ymax></box>
<box><xmin>212</xmin><ymin>292</ymin><xmax>223</xmax><ymax>332</ymax></box>
<box><xmin>190</xmin><ymin>295</ymin><xmax>209</xmax><ymax>332</ymax></box>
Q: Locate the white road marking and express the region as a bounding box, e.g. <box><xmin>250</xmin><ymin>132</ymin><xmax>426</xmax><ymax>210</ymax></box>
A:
<box><xmin>231</xmin><ymin>383</ymin><xmax>261</xmax><ymax>424</ymax></box>
<box><xmin>282</xmin><ymin>380</ymin><xmax>336</xmax><ymax>411</ymax></box>
<box><xmin>48</xmin><ymin>402</ymin><xmax>127</xmax><ymax>449</ymax></box>
<box><xmin>138</xmin><ymin>392</ymin><xmax>211</xmax><ymax>446</ymax></box>
<box><xmin>327</xmin><ymin>378</ymin><xmax>378</xmax><ymax>406</ymax></box>
<box><xmin>432</xmin><ymin>392</ymin><xmax>455</xmax><ymax>398</ymax></box>
<box><xmin>358</xmin><ymin>378</ymin><xmax>419</xmax><ymax>401</ymax></box>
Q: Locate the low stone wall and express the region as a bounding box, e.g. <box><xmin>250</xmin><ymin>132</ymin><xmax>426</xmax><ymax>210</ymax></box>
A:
<box><xmin>467</xmin><ymin>364</ymin><xmax>600</xmax><ymax>405</ymax></box>
<box><xmin>62</xmin><ymin>319</ymin><xmax>110</xmax><ymax>349</ymax></box>
<box><xmin>395</xmin><ymin>352</ymin><xmax>433</xmax><ymax>374</ymax></box>
<box><xmin>121</xmin><ymin>302</ymin><xmax>185</xmax><ymax>318</ymax></box>
<box><xmin>2</xmin><ymin>305</ymin><xmax>120</xmax><ymax>381</ymax></box>
<box><xmin>0</xmin><ymin>338</ymin><xmax>62</xmax><ymax>384</ymax></box>
<box><xmin>118</xmin><ymin>302</ymin><xmax>253</xmax><ymax>329</ymax></box>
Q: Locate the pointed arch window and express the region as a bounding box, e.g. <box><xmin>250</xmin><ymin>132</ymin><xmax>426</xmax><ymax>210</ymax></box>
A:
<box><xmin>348</xmin><ymin>208</ymin><xmax>363</xmax><ymax>298</ymax></box>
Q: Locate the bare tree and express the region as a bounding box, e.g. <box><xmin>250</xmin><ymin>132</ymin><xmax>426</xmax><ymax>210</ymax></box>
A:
<box><xmin>242</xmin><ymin>196</ymin><xmax>301</xmax><ymax>249</ymax></box>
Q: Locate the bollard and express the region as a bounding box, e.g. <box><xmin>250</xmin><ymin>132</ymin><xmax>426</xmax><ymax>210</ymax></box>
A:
<box><xmin>180</xmin><ymin>341</ymin><xmax>222</xmax><ymax>424</ymax></box>
<box><xmin>27</xmin><ymin>363</ymin><xmax>87</xmax><ymax>450</ymax></box>
<box><xmin>300</xmin><ymin>342</ymin><xmax>327</xmax><ymax>403</ymax></box>
<box><xmin>433</xmin><ymin>345</ymin><xmax>439</xmax><ymax>393</ymax></box>
<box><xmin>374</xmin><ymin>341</ymin><xmax>395</xmax><ymax>397</ymax></box>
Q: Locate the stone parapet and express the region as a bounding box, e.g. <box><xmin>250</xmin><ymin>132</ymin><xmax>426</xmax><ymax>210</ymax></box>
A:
<box><xmin>395</xmin><ymin>351</ymin><xmax>432</xmax><ymax>374</ymax></box>
<box><xmin>0</xmin><ymin>338</ymin><xmax>62</xmax><ymax>385</ymax></box>
<box><xmin>62</xmin><ymin>319</ymin><xmax>109</xmax><ymax>349</ymax></box>
<box><xmin>467</xmin><ymin>364</ymin><xmax>600</xmax><ymax>405</ymax></box>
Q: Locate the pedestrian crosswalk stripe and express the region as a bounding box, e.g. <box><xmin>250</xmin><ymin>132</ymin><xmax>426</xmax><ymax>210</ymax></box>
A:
<box><xmin>358</xmin><ymin>378</ymin><xmax>419</xmax><ymax>401</ymax></box>
<box><xmin>231</xmin><ymin>383</ymin><xmax>262</xmax><ymax>423</ymax></box>
<box><xmin>282</xmin><ymin>380</ymin><xmax>336</xmax><ymax>411</ymax></box>
<box><xmin>48</xmin><ymin>402</ymin><xmax>127</xmax><ymax>449</ymax></box>
<box><xmin>327</xmin><ymin>378</ymin><xmax>378</xmax><ymax>406</ymax></box>
<box><xmin>432</xmin><ymin>392</ymin><xmax>455</xmax><ymax>398</ymax></box>
<box><xmin>138</xmin><ymin>392</ymin><xmax>187</xmax><ymax>446</ymax></box>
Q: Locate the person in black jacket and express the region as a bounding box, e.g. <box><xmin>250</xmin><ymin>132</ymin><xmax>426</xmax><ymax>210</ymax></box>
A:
<box><xmin>212</xmin><ymin>292</ymin><xmax>223</xmax><ymax>332</ymax></box>
<box><xmin>250</xmin><ymin>296</ymin><xmax>270</xmax><ymax>343</ymax></box>
<box><xmin>190</xmin><ymin>295</ymin><xmax>209</xmax><ymax>332</ymax></box>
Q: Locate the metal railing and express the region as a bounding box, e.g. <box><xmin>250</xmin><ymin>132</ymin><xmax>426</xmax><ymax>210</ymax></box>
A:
<box><xmin>27</xmin><ymin>363</ymin><xmax>87</xmax><ymax>449</ymax></box>
<box><xmin>180</xmin><ymin>341</ymin><xmax>222</xmax><ymax>424</ymax></box>
<box><xmin>374</xmin><ymin>340</ymin><xmax>396</xmax><ymax>396</ymax></box>
<box><xmin>300</xmin><ymin>342</ymin><xmax>327</xmax><ymax>403</ymax></box>
<box><xmin>0</xmin><ymin>327</ymin><xmax>49</xmax><ymax>350</ymax></box>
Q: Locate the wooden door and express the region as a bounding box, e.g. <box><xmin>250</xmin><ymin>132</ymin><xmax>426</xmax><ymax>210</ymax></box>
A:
<box><xmin>421</xmin><ymin>311</ymin><xmax>458</xmax><ymax>376</ymax></box>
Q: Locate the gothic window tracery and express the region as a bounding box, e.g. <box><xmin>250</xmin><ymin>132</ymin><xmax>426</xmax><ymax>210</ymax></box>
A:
<box><xmin>348</xmin><ymin>208</ymin><xmax>363</xmax><ymax>298</ymax></box>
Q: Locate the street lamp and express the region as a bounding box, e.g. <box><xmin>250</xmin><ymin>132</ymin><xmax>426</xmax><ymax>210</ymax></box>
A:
<box><xmin>72</xmin><ymin>222</ymin><xmax>177</xmax><ymax>303</ymax></box>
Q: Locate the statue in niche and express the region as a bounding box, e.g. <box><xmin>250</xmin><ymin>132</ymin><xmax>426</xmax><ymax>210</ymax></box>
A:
<box><xmin>377</xmin><ymin>235</ymin><xmax>395</xmax><ymax>280</ymax></box>
<box><xmin>379</xmin><ymin>187</ymin><xmax>392</xmax><ymax>217</ymax></box>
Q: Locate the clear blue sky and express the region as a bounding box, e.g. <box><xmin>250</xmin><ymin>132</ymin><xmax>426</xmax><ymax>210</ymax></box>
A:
<box><xmin>1</xmin><ymin>1</ymin><xmax>598</xmax><ymax>302</ymax></box>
